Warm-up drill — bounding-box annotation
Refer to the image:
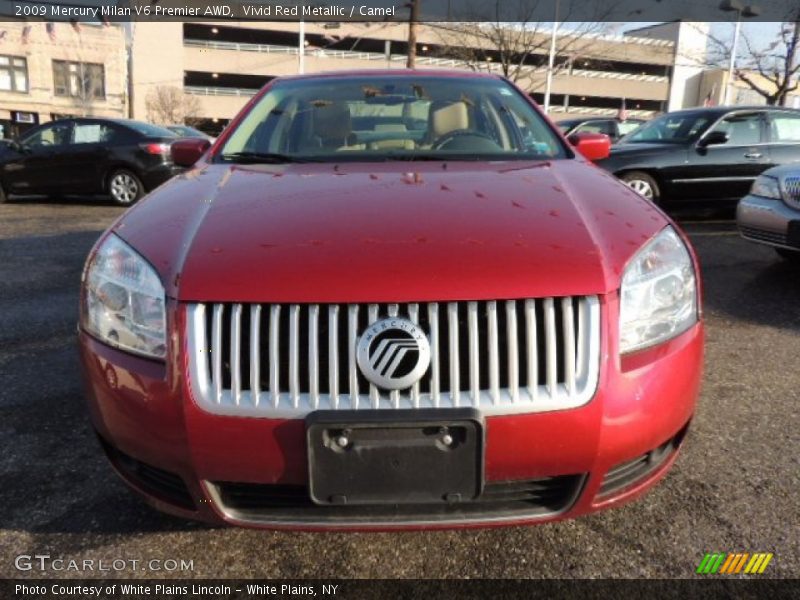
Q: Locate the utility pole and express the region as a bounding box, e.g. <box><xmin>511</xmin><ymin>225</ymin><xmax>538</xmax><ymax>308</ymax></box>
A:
<box><xmin>406</xmin><ymin>0</ymin><xmax>419</xmax><ymax>68</ymax></box>
<box><xmin>543</xmin><ymin>0</ymin><xmax>560</xmax><ymax>114</ymax></box>
<box><xmin>298</xmin><ymin>19</ymin><xmax>306</xmax><ymax>74</ymax></box>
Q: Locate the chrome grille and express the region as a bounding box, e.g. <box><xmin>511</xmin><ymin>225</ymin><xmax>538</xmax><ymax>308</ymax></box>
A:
<box><xmin>783</xmin><ymin>176</ymin><xmax>800</xmax><ymax>209</ymax></box>
<box><xmin>186</xmin><ymin>297</ymin><xmax>600</xmax><ymax>417</ymax></box>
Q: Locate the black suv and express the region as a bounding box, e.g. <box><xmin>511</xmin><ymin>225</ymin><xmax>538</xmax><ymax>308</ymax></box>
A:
<box><xmin>595</xmin><ymin>106</ymin><xmax>800</xmax><ymax>205</ymax></box>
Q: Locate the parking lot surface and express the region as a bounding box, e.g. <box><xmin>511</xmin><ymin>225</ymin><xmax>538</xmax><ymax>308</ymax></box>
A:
<box><xmin>0</xmin><ymin>199</ymin><xmax>798</xmax><ymax>579</ymax></box>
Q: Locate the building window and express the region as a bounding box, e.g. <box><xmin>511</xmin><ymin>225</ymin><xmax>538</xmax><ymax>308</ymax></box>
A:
<box><xmin>0</xmin><ymin>55</ymin><xmax>28</xmax><ymax>92</ymax></box>
<box><xmin>52</xmin><ymin>60</ymin><xmax>105</xmax><ymax>100</ymax></box>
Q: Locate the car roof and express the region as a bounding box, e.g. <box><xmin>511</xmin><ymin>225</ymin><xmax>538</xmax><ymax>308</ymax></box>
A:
<box><xmin>269</xmin><ymin>68</ymin><xmax>504</xmax><ymax>83</ymax></box>
<box><xmin>662</xmin><ymin>106</ymin><xmax>800</xmax><ymax>117</ymax></box>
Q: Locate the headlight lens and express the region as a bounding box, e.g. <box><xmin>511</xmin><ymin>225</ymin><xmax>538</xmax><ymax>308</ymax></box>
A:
<box><xmin>750</xmin><ymin>175</ymin><xmax>782</xmax><ymax>200</ymax></box>
<box><xmin>81</xmin><ymin>234</ymin><xmax>166</xmax><ymax>359</ymax></box>
<box><xmin>619</xmin><ymin>227</ymin><xmax>697</xmax><ymax>354</ymax></box>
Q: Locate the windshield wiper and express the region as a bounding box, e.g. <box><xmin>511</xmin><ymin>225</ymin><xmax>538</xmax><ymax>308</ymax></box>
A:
<box><xmin>219</xmin><ymin>152</ymin><xmax>317</xmax><ymax>164</ymax></box>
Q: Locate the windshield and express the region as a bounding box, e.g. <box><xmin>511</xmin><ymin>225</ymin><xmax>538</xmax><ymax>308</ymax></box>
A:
<box><xmin>217</xmin><ymin>76</ymin><xmax>566</xmax><ymax>162</ymax></box>
<box><xmin>621</xmin><ymin>112</ymin><xmax>712</xmax><ymax>144</ymax></box>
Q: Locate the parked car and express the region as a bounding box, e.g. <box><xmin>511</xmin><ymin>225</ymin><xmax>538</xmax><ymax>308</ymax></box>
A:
<box><xmin>0</xmin><ymin>118</ymin><xmax>185</xmax><ymax>205</ymax></box>
<box><xmin>556</xmin><ymin>117</ymin><xmax>645</xmax><ymax>143</ymax></box>
<box><xmin>595</xmin><ymin>106</ymin><xmax>800</xmax><ymax>205</ymax></box>
<box><xmin>166</xmin><ymin>124</ymin><xmax>215</xmax><ymax>142</ymax></box>
<box><xmin>78</xmin><ymin>70</ymin><xmax>703</xmax><ymax>529</ymax></box>
<box><xmin>737</xmin><ymin>164</ymin><xmax>800</xmax><ymax>262</ymax></box>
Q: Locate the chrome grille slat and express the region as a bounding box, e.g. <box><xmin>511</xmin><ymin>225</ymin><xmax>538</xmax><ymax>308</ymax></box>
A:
<box><xmin>188</xmin><ymin>297</ymin><xmax>601</xmax><ymax>417</ymax></box>
<box><xmin>211</xmin><ymin>304</ymin><xmax>223</xmax><ymax>404</ymax></box>
<box><xmin>269</xmin><ymin>305</ymin><xmax>280</xmax><ymax>408</ymax></box>
<box><xmin>230</xmin><ymin>304</ymin><xmax>242</xmax><ymax>406</ymax></box>
<box><xmin>487</xmin><ymin>300</ymin><xmax>499</xmax><ymax>404</ymax></box>
<box><xmin>467</xmin><ymin>301</ymin><xmax>479</xmax><ymax>407</ymax></box>
<box><xmin>544</xmin><ymin>298</ymin><xmax>558</xmax><ymax>397</ymax></box>
<box><xmin>506</xmin><ymin>300</ymin><xmax>519</xmax><ymax>403</ymax></box>
<box><xmin>328</xmin><ymin>305</ymin><xmax>339</xmax><ymax>409</ymax></box>
<box><xmin>249</xmin><ymin>305</ymin><xmax>261</xmax><ymax>407</ymax></box>
<box><xmin>347</xmin><ymin>305</ymin><xmax>359</xmax><ymax>409</ymax></box>
<box><xmin>525</xmin><ymin>299</ymin><xmax>538</xmax><ymax>402</ymax></box>
<box><xmin>308</xmin><ymin>304</ymin><xmax>319</xmax><ymax>409</ymax></box>
<box><xmin>428</xmin><ymin>303</ymin><xmax>440</xmax><ymax>408</ymax></box>
<box><xmin>448</xmin><ymin>302</ymin><xmax>460</xmax><ymax>407</ymax></box>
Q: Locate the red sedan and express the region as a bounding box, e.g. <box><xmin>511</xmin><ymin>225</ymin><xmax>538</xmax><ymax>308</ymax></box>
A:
<box><xmin>78</xmin><ymin>70</ymin><xmax>703</xmax><ymax>529</ymax></box>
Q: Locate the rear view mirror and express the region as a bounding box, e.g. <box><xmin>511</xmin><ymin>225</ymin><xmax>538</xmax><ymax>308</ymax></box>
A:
<box><xmin>567</xmin><ymin>132</ymin><xmax>611</xmax><ymax>162</ymax></box>
<box><xmin>171</xmin><ymin>138</ymin><xmax>211</xmax><ymax>167</ymax></box>
<box><xmin>698</xmin><ymin>131</ymin><xmax>729</xmax><ymax>147</ymax></box>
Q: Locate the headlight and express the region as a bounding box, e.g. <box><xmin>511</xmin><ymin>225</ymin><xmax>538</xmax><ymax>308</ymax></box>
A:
<box><xmin>81</xmin><ymin>234</ymin><xmax>166</xmax><ymax>359</ymax></box>
<box><xmin>750</xmin><ymin>175</ymin><xmax>782</xmax><ymax>200</ymax></box>
<box><xmin>619</xmin><ymin>227</ymin><xmax>697</xmax><ymax>354</ymax></box>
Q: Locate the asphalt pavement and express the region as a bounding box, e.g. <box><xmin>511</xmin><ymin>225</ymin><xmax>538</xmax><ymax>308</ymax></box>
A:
<box><xmin>0</xmin><ymin>198</ymin><xmax>798</xmax><ymax>579</ymax></box>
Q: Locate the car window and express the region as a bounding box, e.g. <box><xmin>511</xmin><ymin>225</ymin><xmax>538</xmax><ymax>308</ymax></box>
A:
<box><xmin>219</xmin><ymin>76</ymin><xmax>567</xmax><ymax>162</ymax></box>
<box><xmin>709</xmin><ymin>113</ymin><xmax>763</xmax><ymax>146</ymax></box>
<box><xmin>623</xmin><ymin>113</ymin><xmax>711</xmax><ymax>144</ymax></box>
<box><xmin>72</xmin><ymin>123</ymin><xmax>120</xmax><ymax>144</ymax></box>
<box><xmin>23</xmin><ymin>122</ymin><xmax>71</xmax><ymax>147</ymax></box>
<box><xmin>575</xmin><ymin>121</ymin><xmax>615</xmax><ymax>136</ymax></box>
<box><xmin>769</xmin><ymin>112</ymin><xmax>800</xmax><ymax>142</ymax></box>
<box><xmin>618</xmin><ymin>120</ymin><xmax>642</xmax><ymax>136</ymax></box>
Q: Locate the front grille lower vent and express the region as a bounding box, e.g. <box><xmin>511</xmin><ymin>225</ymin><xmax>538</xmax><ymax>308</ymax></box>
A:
<box><xmin>739</xmin><ymin>226</ymin><xmax>791</xmax><ymax>248</ymax></box>
<box><xmin>208</xmin><ymin>475</ymin><xmax>586</xmax><ymax>525</ymax></box>
<box><xmin>186</xmin><ymin>297</ymin><xmax>600</xmax><ymax>417</ymax></box>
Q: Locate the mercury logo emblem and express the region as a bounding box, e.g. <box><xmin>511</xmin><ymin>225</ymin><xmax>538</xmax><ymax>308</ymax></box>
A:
<box><xmin>356</xmin><ymin>317</ymin><xmax>431</xmax><ymax>390</ymax></box>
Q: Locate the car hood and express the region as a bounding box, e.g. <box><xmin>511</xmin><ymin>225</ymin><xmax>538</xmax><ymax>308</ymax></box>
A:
<box><xmin>113</xmin><ymin>160</ymin><xmax>668</xmax><ymax>303</ymax></box>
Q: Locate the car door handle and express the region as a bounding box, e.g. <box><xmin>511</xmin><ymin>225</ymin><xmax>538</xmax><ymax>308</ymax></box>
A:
<box><xmin>744</xmin><ymin>152</ymin><xmax>762</xmax><ymax>159</ymax></box>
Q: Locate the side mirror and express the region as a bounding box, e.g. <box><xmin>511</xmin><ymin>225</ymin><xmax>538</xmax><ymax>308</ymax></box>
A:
<box><xmin>567</xmin><ymin>132</ymin><xmax>611</xmax><ymax>162</ymax></box>
<box><xmin>698</xmin><ymin>131</ymin><xmax>729</xmax><ymax>147</ymax></box>
<box><xmin>171</xmin><ymin>138</ymin><xmax>211</xmax><ymax>167</ymax></box>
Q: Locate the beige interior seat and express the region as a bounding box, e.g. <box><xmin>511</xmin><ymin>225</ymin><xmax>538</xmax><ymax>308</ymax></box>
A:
<box><xmin>430</xmin><ymin>102</ymin><xmax>469</xmax><ymax>139</ymax></box>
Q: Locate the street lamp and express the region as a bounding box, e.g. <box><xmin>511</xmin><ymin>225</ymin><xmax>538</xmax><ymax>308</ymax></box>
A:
<box><xmin>719</xmin><ymin>0</ymin><xmax>760</xmax><ymax>105</ymax></box>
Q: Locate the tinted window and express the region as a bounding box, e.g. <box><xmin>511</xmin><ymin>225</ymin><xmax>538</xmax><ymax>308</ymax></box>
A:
<box><xmin>623</xmin><ymin>113</ymin><xmax>711</xmax><ymax>144</ymax></box>
<box><xmin>219</xmin><ymin>76</ymin><xmax>566</xmax><ymax>162</ymax></box>
<box><xmin>709</xmin><ymin>113</ymin><xmax>763</xmax><ymax>145</ymax></box>
<box><xmin>769</xmin><ymin>112</ymin><xmax>800</xmax><ymax>142</ymax></box>
<box><xmin>23</xmin><ymin>122</ymin><xmax>71</xmax><ymax>147</ymax></box>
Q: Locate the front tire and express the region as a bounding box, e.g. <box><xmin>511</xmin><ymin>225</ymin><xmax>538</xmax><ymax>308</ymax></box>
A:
<box><xmin>108</xmin><ymin>169</ymin><xmax>144</xmax><ymax>206</ymax></box>
<box><xmin>0</xmin><ymin>182</ymin><xmax>7</xmax><ymax>204</ymax></box>
<box><xmin>775</xmin><ymin>247</ymin><xmax>800</xmax><ymax>263</ymax></box>
<box><xmin>620</xmin><ymin>171</ymin><xmax>660</xmax><ymax>204</ymax></box>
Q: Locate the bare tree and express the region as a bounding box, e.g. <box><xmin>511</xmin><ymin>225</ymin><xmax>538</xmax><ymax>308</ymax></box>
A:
<box><xmin>145</xmin><ymin>86</ymin><xmax>202</xmax><ymax>125</ymax></box>
<box><xmin>430</xmin><ymin>0</ymin><xmax>614</xmax><ymax>91</ymax></box>
<box><xmin>688</xmin><ymin>18</ymin><xmax>799</xmax><ymax>106</ymax></box>
<box><xmin>736</xmin><ymin>20</ymin><xmax>799</xmax><ymax>106</ymax></box>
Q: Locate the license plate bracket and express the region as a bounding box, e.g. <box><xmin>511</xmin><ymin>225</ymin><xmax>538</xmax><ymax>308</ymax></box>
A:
<box><xmin>306</xmin><ymin>409</ymin><xmax>484</xmax><ymax>506</ymax></box>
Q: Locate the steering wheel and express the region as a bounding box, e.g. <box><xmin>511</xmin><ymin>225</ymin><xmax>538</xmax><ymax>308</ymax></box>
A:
<box><xmin>432</xmin><ymin>129</ymin><xmax>498</xmax><ymax>151</ymax></box>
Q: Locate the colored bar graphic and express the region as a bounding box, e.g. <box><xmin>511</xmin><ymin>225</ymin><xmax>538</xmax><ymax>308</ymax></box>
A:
<box><xmin>698</xmin><ymin>552</ymin><xmax>773</xmax><ymax>575</ymax></box>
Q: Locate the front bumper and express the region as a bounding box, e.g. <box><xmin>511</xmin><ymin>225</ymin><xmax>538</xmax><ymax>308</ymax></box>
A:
<box><xmin>79</xmin><ymin>299</ymin><xmax>704</xmax><ymax>530</ymax></box>
<box><xmin>737</xmin><ymin>194</ymin><xmax>800</xmax><ymax>250</ymax></box>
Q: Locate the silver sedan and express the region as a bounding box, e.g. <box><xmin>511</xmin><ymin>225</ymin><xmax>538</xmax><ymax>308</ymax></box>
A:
<box><xmin>737</xmin><ymin>164</ymin><xmax>800</xmax><ymax>262</ymax></box>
